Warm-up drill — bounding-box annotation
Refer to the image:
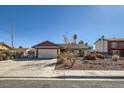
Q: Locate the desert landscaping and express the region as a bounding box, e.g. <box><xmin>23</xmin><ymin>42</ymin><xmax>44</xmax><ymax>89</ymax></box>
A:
<box><xmin>55</xmin><ymin>53</ymin><xmax>124</xmax><ymax>70</ymax></box>
<box><xmin>55</xmin><ymin>58</ymin><xmax>124</xmax><ymax>70</ymax></box>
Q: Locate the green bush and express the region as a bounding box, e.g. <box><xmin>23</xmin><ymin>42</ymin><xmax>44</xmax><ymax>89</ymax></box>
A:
<box><xmin>0</xmin><ymin>52</ymin><xmax>7</xmax><ymax>60</ymax></box>
<box><xmin>0</xmin><ymin>50</ymin><xmax>17</xmax><ymax>61</ymax></box>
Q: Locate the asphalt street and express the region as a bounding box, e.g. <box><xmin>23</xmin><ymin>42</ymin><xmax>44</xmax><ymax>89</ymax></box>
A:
<box><xmin>0</xmin><ymin>80</ymin><xmax>124</xmax><ymax>88</ymax></box>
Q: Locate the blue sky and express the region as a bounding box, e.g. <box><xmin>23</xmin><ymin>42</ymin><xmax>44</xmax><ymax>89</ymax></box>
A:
<box><xmin>0</xmin><ymin>5</ymin><xmax>124</xmax><ymax>48</ymax></box>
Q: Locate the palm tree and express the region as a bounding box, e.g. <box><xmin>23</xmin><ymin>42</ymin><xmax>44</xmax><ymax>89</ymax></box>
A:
<box><xmin>73</xmin><ymin>34</ymin><xmax>77</xmax><ymax>44</ymax></box>
<box><xmin>85</xmin><ymin>43</ymin><xmax>88</xmax><ymax>46</ymax></box>
<box><xmin>78</xmin><ymin>40</ymin><xmax>84</xmax><ymax>44</ymax></box>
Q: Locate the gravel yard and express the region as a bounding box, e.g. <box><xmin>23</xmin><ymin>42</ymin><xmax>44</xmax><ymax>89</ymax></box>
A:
<box><xmin>55</xmin><ymin>58</ymin><xmax>124</xmax><ymax>70</ymax></box>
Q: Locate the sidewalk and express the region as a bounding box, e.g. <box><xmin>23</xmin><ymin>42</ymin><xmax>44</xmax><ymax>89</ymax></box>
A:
<box><xmin>65</xmin><ymin>70</ymin><xmax>124</xmax><ymax>77</ymax></box>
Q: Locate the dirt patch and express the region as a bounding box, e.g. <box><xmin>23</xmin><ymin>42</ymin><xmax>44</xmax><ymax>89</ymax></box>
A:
<box><xmin>55</xmin><ymin>58</ymin><xmax>124</xmax><ymax>70</ymax></box>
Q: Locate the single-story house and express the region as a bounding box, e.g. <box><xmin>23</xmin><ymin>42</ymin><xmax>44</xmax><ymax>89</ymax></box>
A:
<box><xmin>59</xmin><ymin>44</ymin><xmax>92</xmax><ymax>56</ymax></box>
<box><xmin>14</xmin><ymin>48</ymin><xmax>29</xmax><ymax>58</ymax></box>
<box><xmin>32</xmin><ymin>41</ymin><xmax>62</xmax><ymax>59</ymax></box>
<box><xmin>95</xmin><ymin>36</ymin><xmax>124</xmax><ymax>57</ymax></box>
<box><xmin>32</xmin><ymin>40</ymin><xmax>92</xmax><ymax>59</ymax></box>
<box><xmin>25</xmin><ymin>48</ymin><xmax>36</xmax><ymax>58</ymax></box>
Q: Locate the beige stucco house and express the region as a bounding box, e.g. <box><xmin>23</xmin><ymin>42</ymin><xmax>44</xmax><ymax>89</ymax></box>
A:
<box><xmin>59</xmin><ymin>44</ymin><xmax>92</xmax><ymax>56</ymax></box>
<box><xmin>32</xmin><ymin>41</ymin><xmax>61</xmax><ymax>59</ymax></box>
<box><xmin>32</xmin><ymin>40</ymin><xmax>92</xmax><ymax>59</ymax></box>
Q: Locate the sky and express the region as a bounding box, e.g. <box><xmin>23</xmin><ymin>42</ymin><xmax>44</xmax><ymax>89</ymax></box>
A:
<box><xmin>0</xmin><ymin>5</ymin><xmax>124</xmax><ymax>48</ymax></box>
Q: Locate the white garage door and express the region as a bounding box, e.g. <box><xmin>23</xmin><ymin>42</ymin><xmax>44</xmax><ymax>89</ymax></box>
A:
<box><xmin>38</xmin><ymin>49</ymin><xmax>58</xmax><ymax>58</ymax></box>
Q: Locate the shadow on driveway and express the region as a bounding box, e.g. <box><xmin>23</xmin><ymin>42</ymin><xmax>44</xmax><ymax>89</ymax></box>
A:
<box><xmin>14</xmin><ymin>58</ymin><xmax>55</xmax><ymax>61</ymax></box>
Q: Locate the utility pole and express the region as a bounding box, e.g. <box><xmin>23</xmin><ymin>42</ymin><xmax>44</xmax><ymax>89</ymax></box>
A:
<box><xmin>11</xmin><ymin>24</ymin><xmax>14</xmax><ymax>48</ymax></box>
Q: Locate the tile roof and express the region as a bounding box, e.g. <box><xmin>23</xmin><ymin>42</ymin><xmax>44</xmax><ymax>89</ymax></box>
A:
<box><xmin>95</xmin><ymin>38</ymin><xmax>124</xmax><ymax>44</ymax></box>
<box><xmin>14</xmin><ymin>48</ymin><xmax>29</xmax><ymax>52</ymax></box>
<box><xmin>107</xmin><ymin>38</ymin><xmax>124</xmax><ymax>41</ymax></box>
<box><xmin>59</xmin><ymin>44</ymin><xmax>91</xmax><ymax>49</ymax></box>
<box><xmin>32</xmin><ymin>40</ymin><xmax>92</xmax><ymax>49</ymax></box>
<box><xmin>0</xmin><ymin>42</ymin><xmax>12</xmax><ymax>49</ymax></box>
<box><xmin>32</xmin><ymin>40</ymin><xmax>62</xmax><ymax>49</ymax></box>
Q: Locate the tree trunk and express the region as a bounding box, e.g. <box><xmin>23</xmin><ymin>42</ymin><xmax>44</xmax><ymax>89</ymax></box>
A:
<box><xmin>70</xmin><ymin>59</ymin><xmax>76</xmax><ymax>68</ymax></box>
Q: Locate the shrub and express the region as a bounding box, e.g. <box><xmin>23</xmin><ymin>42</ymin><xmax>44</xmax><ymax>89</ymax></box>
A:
<box><xmin>121</xmin><ymin>62</ymin><xmax>124</xmax><ymax>68</ymax></box>
<box><xmin>84</xmin><ymin>53</ymin><xmax>96</xmax><ymax>60</ymax></box>
<box><xmin>79</xmin><ymin>53</ymin><xmax>84</xmax><ymax>57</ymax></box>
<box><xmin>0</xmin><ymin>52</ymin><xmax>7</xmax><ymax>60</ymax></box>
<box><xmin>0</xmin><ymin>50</ymin><xmax>17</xmax><ymax>61</ymax></box>
<box><xmin>0</xmin><ymin>57</ymin><xmax>3</xmax><ymax>61</ymax></box>
<box><xmin>112</xmin><ymin>55</ymin><xmax>120</xmax><ymax>61</ymax></box>
<box><xmin>96</xmin><ymin>53</ymin><xmax>105</xmax><ymax>59</ymax></box>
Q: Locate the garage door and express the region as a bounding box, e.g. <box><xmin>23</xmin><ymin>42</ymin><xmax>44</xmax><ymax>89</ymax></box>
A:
<box><xmin>38</xmin><ymin>49</ymin><xmax>58</xmax><ymax>58</ymax></box>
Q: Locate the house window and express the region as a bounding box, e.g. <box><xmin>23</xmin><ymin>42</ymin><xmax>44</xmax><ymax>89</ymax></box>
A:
<box><xmin>112</xmin><ymin>50</ymin><xmax>120</xmax><ymax>55</ymax></box>
<box><xmin>111</xmin><ymin>42</ymin><xmax>119</xmax><ymax>48</ymax></box>
<box><xmin>119</xmin><ymin>42</ymin><xmax>124</xmax><ymax>48</ymax></box>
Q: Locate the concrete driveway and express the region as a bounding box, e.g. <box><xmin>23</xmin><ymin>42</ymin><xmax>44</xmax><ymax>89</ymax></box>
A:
<box><xmin>0</xmin><ymin>59</ymin><xmax>64</xmax><ymax>78</ymax></box>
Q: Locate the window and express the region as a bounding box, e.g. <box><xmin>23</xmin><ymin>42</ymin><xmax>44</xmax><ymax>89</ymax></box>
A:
<box><xmin>119</xmin><ymin>42</ymin><xmax>124</xmax><ymax>48</ymax></box>
<box><xmin>111</xmin><ymin>42</ymin><xmax>119</xmax><ymax>48</ymax></box>
<box><xmin>112</xmin><ymin>50</ymin><xmax>120</xmax><ymax>55</ymax></box>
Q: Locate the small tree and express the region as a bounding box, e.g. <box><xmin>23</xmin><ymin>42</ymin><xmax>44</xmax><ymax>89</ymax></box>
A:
<box><xmin>85</xmin><ymin>43</ymin><xmax>88</xmax><ymax>46</ymax></box>
<box><xmin>61</xmin><ymin>35</ymin><xmax>76</xmax><ymax>68</ymax></box>
<box><xmin>78</xmin><ymin>40</ymin><xmax>84</xmax><ymax>44</ymax></box>
<box><xmin>19</xmin><ymin>46</ymin><xmax>23</xmax><ymax>48</ymax></box>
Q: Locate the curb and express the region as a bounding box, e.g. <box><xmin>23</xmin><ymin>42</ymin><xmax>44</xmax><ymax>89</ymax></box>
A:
<box><xmin>1</xmin><ymin>76</ymin><xmax>124</xmax><ymax>79</ymax></box>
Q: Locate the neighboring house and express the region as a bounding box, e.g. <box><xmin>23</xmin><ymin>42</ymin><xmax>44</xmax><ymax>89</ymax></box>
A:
<box><xmin>32</xmin><ymin>40</ymin><xmax>92</xmax><ymax>59</ymax></box>
<box><xmin>95</xmin><ymin>36</ymin><xmax>108</xmax><ymax>53</ymax></box>
<box><xmin>0</xmin><ymin>42</ymin><xmax>12</xmax><ymax>50</ymax></box>
<box><xmin>95</xmin><ymin>36</ymin><xmax>124</xmax><ymax>57</ymax></box>
<box><xmin>14</xmin><ymin>48</ymin><xmax>29</xmax><ymax>58</ymax></box>
<box><xmin>32</xmin><ymin>41</ymin><xmax>62</xmax><ymax>59</ymax></box>
<box><xmin>26</xmin><ymin>48</ymin><xmax>36</xmax><ymax>58</ymax></box>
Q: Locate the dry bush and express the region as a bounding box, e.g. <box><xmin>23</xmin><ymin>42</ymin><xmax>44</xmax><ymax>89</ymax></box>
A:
<box><xmin>84</xmin><ymin>53</ymin><xmax>96</xmax><ymax>60</ymax></box>
<box><xmin>62</xmin><ymin>34</ymin><xmax>77</xmax><ymax>68</ymax></box>
<box><xmin>121</xmin><ymin>62</ymin><xmax>124</xmax><ymax>68</ymax></box>
<box><xmin>96</xmin><ymin>53</ymin><xmax>105</xmax><ymax>59</ymax></box>
<box><xmin>112</xmin><ymin>55</ymin><xmax>120</xmax><ymax>61</ymax></box>
<box><xmin>59</xmin><ymin>52</ymin><xmax>74</xmax><ymax>62</ymax></box>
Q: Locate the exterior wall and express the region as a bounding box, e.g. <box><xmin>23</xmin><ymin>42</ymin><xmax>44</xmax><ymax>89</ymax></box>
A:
<box><xmin>108</xmin><ymin>41</ymin><xmax>124</xmax><ymax>56</ymax></box>
<box><xmin>108</xmin><ymin>41</ymin><xmax>124</xmax><ymax>49</ymax></box>
<box><xmin>84</xmin><ymin>50</ymin><xmax>91</xmax><ymax>55</ymax></box>
<box><xmin>73</xmin><ymin>50</ymin><xmax>79</xmax><ymax>55</ymax></box>
<box><xmin>37</xmin><ymin>49</ymin><xmax>59</xmax><ymax>58</ymax></box>
<box><xmin>25</xmin><ymin>48</ymin><xmax>36</xmax><ymax>58</ymax></box>
<box><xmin>73</xmin><ymin>49</ymin><xmax>92</xmax><ymax>56</ymax></box>
<box><xmin>95</xmin><ymin>40</ymin><xmax>108</xmax><ymax>53</ymax></box>
<box><xmin>57</xmin><ymin>49</ymin><xmax>60</xmax><ymax>56</ymax></box>
<box><xmin>0</xmin><ymin>45</ymin><xmax>10</xmax><ymax>50</ymax></box>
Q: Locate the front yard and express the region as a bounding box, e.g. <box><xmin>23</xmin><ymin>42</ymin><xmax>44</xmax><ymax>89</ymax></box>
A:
<box><xmin>55</xmin><ymin>58</ymin><xmax>124</xmax><ymax>70</ymax></box>
<box><xmin>1</xmin><ymin>58</ymin><xmax>124</xmax><ymax>78</ymax></box>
